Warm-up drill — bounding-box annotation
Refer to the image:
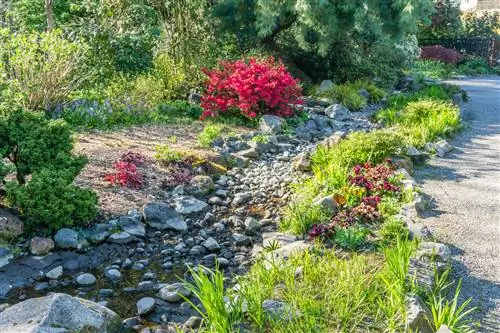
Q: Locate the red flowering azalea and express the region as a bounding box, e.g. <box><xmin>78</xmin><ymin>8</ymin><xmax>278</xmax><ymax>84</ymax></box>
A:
<box><xmin>201</xmin><ymin>57</ymin><xmax>302</xmax><ymax>119</ymax></box>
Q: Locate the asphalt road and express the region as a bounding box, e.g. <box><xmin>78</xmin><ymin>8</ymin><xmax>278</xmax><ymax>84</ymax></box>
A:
<box><xmin>415</xmin><ymin>76</ymin><xmax>500</xmax><ymax>332</ymax></box>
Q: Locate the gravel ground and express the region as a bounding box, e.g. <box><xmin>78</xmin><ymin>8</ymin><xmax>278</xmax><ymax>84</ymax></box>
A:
<box><xmin>414</xmin><ymin>76</ymin><xmax>500</xmax><ymax>332</ymax></box>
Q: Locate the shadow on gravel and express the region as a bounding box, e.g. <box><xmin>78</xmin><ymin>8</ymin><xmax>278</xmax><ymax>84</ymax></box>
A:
<box><xmin>447</xmin><ymin>257</ymin><xmax>500</xmax><ymax>333</ymax></box>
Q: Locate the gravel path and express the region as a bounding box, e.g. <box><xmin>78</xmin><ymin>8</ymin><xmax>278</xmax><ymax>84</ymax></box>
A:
<box><xmin>414</xmin><ymin>76</ymin><xmax>500</xmax><ymax>331</ymax></box>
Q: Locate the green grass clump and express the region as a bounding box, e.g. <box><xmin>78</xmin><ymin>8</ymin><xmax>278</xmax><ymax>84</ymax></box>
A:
<box><xmin>321</xmin><ymin>84</ymin><xmax>367</xmax><ymax>111</ymax></box>
<box><xmin>410</xmin><ymin>60</ymin><xmax>453</xmax><ymax>81</ymax></box>
<box><xmin>312</xmin><ymin>130</ymin><xmax>402</xmax><ymax>190</ymax></box>
<box><xmin>181</xmin><ymin>265</ymin><xmax>242</xmax><ymax>333</ymax></box>
<box><xmin>188</xmin><ymin>239</ymin><xmax>417</xmax><ymax>332</ymax></box>
<box><xmin>353</xmin><ymin>80</ymin><xmax>386</xmax><ymax>103</ymax></box>
<box><xmin>198</xmin><ymin>124</ymin><xmax>224</xmax><ymax>148</ymax></box>
<box><xmin>154</xmin><ymin>144</ymin><xmax>185</xmax><ymax>163</ymax></box>
<box><xmin>280</xmin><ymin>200</ymin><xmax>330</xmax><ymax>235</ymax></box>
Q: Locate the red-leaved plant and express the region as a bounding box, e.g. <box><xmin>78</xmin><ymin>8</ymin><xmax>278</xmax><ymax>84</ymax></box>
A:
<box><xmin>105</xmin><ymin>161</ymin><xmax>142</xmax><ymax>189</ymax></box>
<box><xmin>201</xmin><ymin>57</ymin><xmax>302</xmax><ymax>119</ymax></box>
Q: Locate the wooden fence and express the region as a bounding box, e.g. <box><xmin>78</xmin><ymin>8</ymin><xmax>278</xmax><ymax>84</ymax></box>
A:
<box><xmin>419</xmin><ymin>37</ymin><xmax>498</xmax><ymax>65</ymax></box>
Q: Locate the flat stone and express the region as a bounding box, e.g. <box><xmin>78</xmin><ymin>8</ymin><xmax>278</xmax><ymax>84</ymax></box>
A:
<box><xmin>82</xmin><ymin>223</ymin><xmax>111</xmax><ymax>244</ymax></box>
<box><xmin>75</xmin><ymin>273</ymin><xmax>97</xmax><ymax>286</ymax></box>
<box><xmin>262</xmin><ymin>232</ymin><xmax>298</xmax><ymax>248</ymax></box>
<box><xmin>232</xmin><ymin>192</ymin><xmax>252</xmax><ymax>206</ymax></box>
<box><xmin>318</xmin><ymin>80</ymin><xmax>334</xmax><ymax>92</ymax></box>
<box><xmin>108</xmin><ymin>232</ymin><xmax>135</xmax><ymax>244</ymax></box>
<box><xmin>406</xmin><ymin>295</ymin><xmax>433</xmax><ymax>333</ymax></box>
<box><xmin>416</xmin><ymin>242</ymin><xmax>451</xmax><ymax>262</ymax></box>
<box><xmin>118</xmin><ymin>216</ymin><xmax>146</xmax><ymax>237</ymax></box>
<box><xmin>437</xmin><ymin>325</ymin><xmax>453</xmax><ymax>333</ymax></box>
<box><xmin>137</xmin><ymin>297</ymin><xmax>156</xmax><ymax>315</ymax></box>
<box><xmin>232</xmin><ymin>233</ymin><xmax>251</xmax><ymax>246</ymax></box>
<box><xmin>174</xmin><ymin>196</ymin><xmax>209</xmax><ymax>215</ymax></box>
<box><xmin>0</xmin><ymin>281</ymin><xmax>13</xmax><ymax>298</ymax></box>
<box><xmin>203</xmin><ymin>237</ymin><xmax>220</xmax><ymax>252</ymax></box>
<box><xmin>0</xmin><ymin>293</ymin><xmax>120</xmax><ymax>333</ymax></box>
<box><xmin>312</xmin><ymin>195</ymin><xmax>337</xmax><ymax>213</ymax></box>
<box><xmin>324</xmin><ymin>104</ymin><xmax>350</xmax><ymax>121</ymax></box>
<box><xmin>0</xmin><ymin>247</ymin><xmax>13</xmax><ymax>268</ymax></box>
<box><xmin>45</xmin><ymin>265</ymin><xmax>63</xmax><ymax>280</ymax></box>
<box><xmin>158</xmin><ymin>283</ymin><xmax>191</xmax><ymax>303</ymax></box>
<box><xmin>244</xmin><ymin>217</ymin><xmax>260</xmax><ymax>233</ymax></box>
<box><xmin>143</xmin><ymin>202</ymin><xmax>188</xmax><ymax>231</ymax></box>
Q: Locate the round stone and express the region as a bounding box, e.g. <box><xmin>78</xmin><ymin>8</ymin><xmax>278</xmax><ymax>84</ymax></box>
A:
<box><xmin>75</xmin><ymin>273</ymin><xmax>96</xmax><ymax>286</ymax></box>
<box><xmin>137</xmin><ymin>297</ymin><xmax>156</xmax><ymax>315</ymax></box>
<box><xmin>104</xmin><ymin>269</ymin><xmax>122</xmax><ymax>282</ymax></box>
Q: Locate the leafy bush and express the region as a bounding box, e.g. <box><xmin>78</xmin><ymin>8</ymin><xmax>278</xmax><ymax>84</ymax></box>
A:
<box><xmin>198</xmin><ymin>124</ymin><xmax>224</xmax><ymax>148</ymax></box>
<box><xmin>6</xmin><ymin>169</ymin><xmax>98</xmax><ymax>232</ymax></box>
<box><xmin>201</xmin><ymin>57</ymin><xmax>302</xmax><ymax>119</ymax></box>
<box><xmin>0</xmin><ymin>29</ymin><xmax>90</xmax><ymax>112</ymax></box>
<box><xmin>0</xmin><ymin>110</ymin><xmax>97</xmax><ymax>231</ymax></box>
<box><xmin>461</xmin><ymin>11</ymin><xmax>500</xmax><ymax>38</ymax></box>
<box><xmin>420</xmin><ymin>45</ymin><xmax>462</xmax><ymax>65</ymax></box>
<box><xmin>456</xmin><ymin>58</ymin><xmax>499</xmax><ymax>76</ymax></box>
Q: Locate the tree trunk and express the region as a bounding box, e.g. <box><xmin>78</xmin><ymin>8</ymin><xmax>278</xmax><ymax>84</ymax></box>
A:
<box><xmin>45</xmin><ymin>0</ymin><xmax>54</xmax><ymax>31</ymax></box>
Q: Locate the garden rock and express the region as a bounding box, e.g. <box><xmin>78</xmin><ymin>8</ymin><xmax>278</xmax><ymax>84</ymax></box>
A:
<box><xmin>265</xmin><ymin>241</ymin><xmax>311</xmax><ymax>264</ymax></box>
<box><xmin>318</xmin><ymin>80</ymin><xmax>334</xmax><ymax>92</ymax></box>
<box><xmin>30</xmin><ymin>237</ymin><xmax>55</xmax><ymax>256</ymax></box>
<box><xmin>260</xmin><ymin>115</ymin><xmax>285</xmax><ymax>134</ymax></box>
<box><xmin>188</xmin><ymin>92</ymin><xmax>202</xmax><ymax>104</ymax></box>
<box><xmin>0</xmin><ymin>293</ymin><xmax>121</xmax><ymax>333</ymax></box>
<box><xmin>389</xmin><ymin>155</ymin><xmax>414</xmax><ymax>174</ymax></box>
<box><xmin>0</xmin><ymin>209</ymin><xmax>23</xmax><ymax>237</ymax></box>
<box><xmin>54</xmin><ymin>228</ymin><xmax>79</xmax><ymax>249</ymax></box>
<box><xmin>203</xmin><ymin>237</ymin><xmax>220</xmax><ymax>252</ymax></box>
<box><xmin>143</xmin><ymin>202</ymin><xmax>187</xmax><ymax>232</ymax></box>
<box><xmin>232</xmin><ymin>233</ymin><xmax>251</xmax><ymax>246</ymax></box>
<box><xmin>75</xmin><ymin>273</ymin><xmax>97</xmax><ymax>286</ymax></box>
<box><xmin>118</xmin><ymin>216</ymin><xmax>146</xmax><ymax>237</ymax></box>
<box><xmin>291</xmin><ymin>152</ymin><xmax>311</xmax><ymax>171</ymax></box>
<box><xmin>45</xmin><ymin>266</ymin><xmax>63</xmax><ymax>280</ymax></box>
<box><xmin>407</xmin><ymin>222</ymin><xmax>432</xmax><ymax>240</ymax></box>
<box><xmin>237</xmin><ymin>147</ymin><xmax>260</xmax><ymax>159</ymax></box>
<box><xmin>0</xmin><ymin>281</ymin><xmax>13</xmax><ymax>298</ymax></box>
<box><xmin>324</xmin><ymin>104</ymin><xmax>350</xmax><ymax>121</ymax></box>
<box><xmin>105</xmin><ymin>269</ymin><xmax>122</xmax><ymax>282</ymax></box>
<box><xmin>262</xmin><ymin>232</ymin><xmax>297</xmax><ymax>248</ymax></box>
<box><xmin>437</xmin><ymin>325</ymin><xmax>453</xmax><ymax>333</ymax></box>
<box><xmin>312</xmin><ymin>195</ymin><xmax>337</xmax><ymax>213</ymax></box>
<box><xmin>137</xmin><ymin>297</ymin><xmax>156</xmax><ymax>315</ymax></box>
<box><xmin>82</xmin><ymin>224</ymin><xmax>111</xmax><ymax>243</ymax></box>
<box><xmin>262</xmin><ymin>299</ymin><xmax>299</xmax><ymax>321</ymax></box>
<box><xmin>358</xmin><ymin>88</ymin><xmax>370</xmax><ymax>100</ymax></box>
<box><xmin>232</xmin><ymin>192</ymin><xmax>252</xmax><ymax>206</ymax></box>
<box><xmin>188</xmin><ymin>175</ymin><xmax>214</xmax><ymax>196</ymax></box>
<box><xmin>406</xmin><ymin>146</ymin><xmax>430</xmax><ymax>165</ymax></box>
<box><xmin>158</xmin><ymin>283</ymin><xmax>191</xmax><ymax>303</ymax></box>
<box><xmin>0</xmin><ymin>247</ymin><xmax>13</xmax><ymax>268</ymax></box>
<box><xmin>174</xmin><ymin>196</ymin><xmax>209</xmax><ymax>215</ymax></box>
<box><xmin>108</xmin><ymin>232</ymin><xmax>135</xmax><ymax>244</ymax></box>
<box><xmin>416</xmin><ymin>242</ymin><xmax>451</xmax><ymax>262</ymax></box>
<box><xmin>244</xmin><ymin>217</ymin><xmax>260</xmax><ymax>233</ymax></box>
<box><xmin>183</xmin><ymin>316</ymin><xmax>203</xmax><ymax>329</ymax></box>
<box><xmin>435</xmin><ymin>140</ymin><xmax>453</xmax><ymax>157</ymax></box>
<box><xmin>406</xmin><ymin>295</ymin><xmax>433</xmax><ymax>333</ymax></box>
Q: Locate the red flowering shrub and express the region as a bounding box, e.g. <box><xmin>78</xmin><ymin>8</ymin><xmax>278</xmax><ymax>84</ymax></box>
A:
<box><xmin>201</xmin><ymin>57</ymin><xmax>302</xmax><ymax>119</ymax></box>
<box><xmin>105</xmin><ymin>161</ymin><xmax>142</xmax><ymax>189</ymax></box>
<box><xmin>420</xmin><ymin>45</ymin><xmax>462</xmax><ymax>64</ymax></box>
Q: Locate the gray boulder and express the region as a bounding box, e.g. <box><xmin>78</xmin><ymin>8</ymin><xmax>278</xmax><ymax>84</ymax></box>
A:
<box><xmin>45</xmin><ymin>266</ymin><xmax>63</xmax><ymax>280</ymax></box>
<box><xmin>187</xmin><ymin>175</ymin><xmax>214</xmax><ymax>196</ymax></box>
<box><xmin>108</xmin><ymin>232</ymin><xmax>135</xmax><ymax>244</ymax></box>
<box><xmin>0</xmin><ymin>209</ymin><xmax>23</xmax><ymax>237</ymax></box>
<box><xmin>406</xmin><ymin>146</ymin><xmax>430</xmax><ymax>165</ymax></box>
<box><xmin>318</xmin><ymin>80</ymin><xmax>334</xmax><ymax>92</ymax></box>
<box><xmin>174</xmin><ymin>196</ymin><xmax>209</xmax><ymax>215</ymax></box>
<box><xmin>203</xmin><ymin>237</ymin><xmax>221</xmax><ymax>252</ymax></box>
<box><xmin>75</xmin><ymin>273</ymin><xmax>97</xmax><ymax>286</ymax></box>
<box><xmin>406</xmin><ymin>295</ymin><xmax>433</xmax><ymax>333</ymax></box>
<box><xmin>136</xmin><ymin>297</ymin><xmax>155</xmax><ymax>315</ymax></box>
<box><xmin>0</xmin><ymin>247</ymin><xmax>13</xmax><ymax>268</ymax></box>
<box><xmin>54</xmin><ymin>228</ymin><xmax>79</xmax><ymax>249</ymax></box>
<box><xmin>262</xmin><ymin>299</ymin><xmax>299</xmax><ymax>321</ymax></box>
<box><xmin>117</xmin><ymin>216</ymin><xmax>146</xmax><ymax>237</ymax></box>
<box><xmin>324</xmin><ymin>104</ymin><xmax>350</xmax><ymax>121</ymax></box>
<box><xmin>291</xmin><ymin>152</ymin><xmax>311</xmax><ymax>171</ymax></box>
<box><xmin>158</xmin><ymin>283</ymin><xmax>191</xmax><ymax>303</ymax></box>
<box><xmin>143</xmin><ymin>202</ymin><xmax>187</xmax><ymax>232</ymax></box>
<box><xmin>0</xmin><ymin>293</ymin><xmax>121</xmax><ymax>333</ymax></box>
<box><xmin>260</xmin><ymin>115</ymin><xmax>285</xmax><ymax>134</ymax></box>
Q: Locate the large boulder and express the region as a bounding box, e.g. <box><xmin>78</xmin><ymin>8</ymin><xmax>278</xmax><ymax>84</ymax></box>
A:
<box><xmin>260</xmin><ymin>115</ymin><xmax>285</xmax><ymax>134</ymax></box>
<box><xmin>54</xmin><ymin>228</ymin><xmax>79</xmax><ymax>250</ymax></box>
<box><xmin>0</xmin><ymin>293</ymin><xmax>121</xmax><ymax>333</ymax></box>
<box><xmin>0</xmin><ymin>247</ymin><xmax>13</xmax><ymax>268</ymax></box>
<box><xmin>143</xmin><ymin>202</ymin><xmax>187</xmax><ymax>232</ymax></box>
<box><xmin>187</xmin><ymin>175</ymin><xmax>214</xmax><ymax>197</ymax></box>
<box><xmin>174</xmin><ymin>196</ymin><xmax>209</xmax><ymax>215</ymax></box>
<box><xmin>324</xmin><ymin>104</ymin><xmax>350</xmax><ymax>121</ymax></box>
<box><xmin>318</xmin><ymin>80</ymin><xmax>334</xmax><ymax>92</ymax></box>
<box><xmin>0</xmin><ymin>209</ymin><xmax>23</xmax><ymax>238</ymax></box>
<box><xmin>30</xmin><ymin>237</ymin><xmax>55</xmax><ymax>256</ymax></box>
